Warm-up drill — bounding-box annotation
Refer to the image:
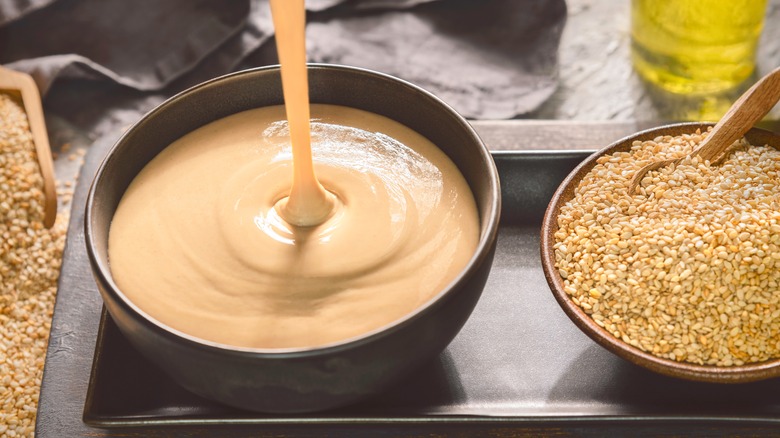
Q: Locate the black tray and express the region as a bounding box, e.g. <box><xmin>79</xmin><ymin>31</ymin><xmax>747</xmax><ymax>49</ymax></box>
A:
<box><xmin>36</xmin><ymin>140</ymin><xmax>780</xmax><ymax>437</ymax></box>
<box><xmin>82</xmin><ymin>151</ymin><xmax>780</xmax><ymax>431</ymax></box>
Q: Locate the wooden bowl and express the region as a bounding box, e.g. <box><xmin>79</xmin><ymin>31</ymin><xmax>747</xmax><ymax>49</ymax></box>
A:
<box><xmin>541</xmin><ymin>122</ymin><xmax>780</xmax><ymax>383</ymax></box>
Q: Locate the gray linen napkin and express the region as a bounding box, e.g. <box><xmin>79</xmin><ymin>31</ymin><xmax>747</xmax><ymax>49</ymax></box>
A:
<box><xmin>0</xmin><ymin>0</ymin><xmax>55</xmax><ymax>26</ymax></box>
<box><xmin>0</xmin><ymin>0</ymin><xmax>566</xmax><ymax>140</ymax></box>
<box><xmin>306</xmin><ymin>0</ymin><xmax>566</xmax><ymax>119</ymax></box>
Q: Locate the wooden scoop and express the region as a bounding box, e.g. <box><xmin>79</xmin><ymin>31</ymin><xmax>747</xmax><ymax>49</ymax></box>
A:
<box><xmin>630</xmin><ymin>66</ymin><xmax>780</xmax><ymax>195</ymax></box>
<box><xmin>0</xmin><ymin>65</ymin><xmax>57</xmax><ymax>228</ymax></box>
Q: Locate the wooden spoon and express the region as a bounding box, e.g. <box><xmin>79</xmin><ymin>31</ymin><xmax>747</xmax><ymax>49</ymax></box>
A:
<box><xmin>0</xmin><ymin>66</ymin><xmax>57</xmax><ymax>228</ymax></box>
<box><xmin>629</xmin><ymin>66</ymin><xmax>780</xmax><ymax>195</ymax></box>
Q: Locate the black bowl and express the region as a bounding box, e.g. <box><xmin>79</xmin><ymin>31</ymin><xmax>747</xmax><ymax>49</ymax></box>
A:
<box><xmin>85</xmin><ymin>64</ymin><xmax>501</xmax><ymax>413</ymax></box>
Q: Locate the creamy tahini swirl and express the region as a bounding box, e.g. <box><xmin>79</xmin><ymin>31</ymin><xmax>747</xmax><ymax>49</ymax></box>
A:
<box><xmin>108</xmin><ymin>104</ymin><xmax>479</xmax><ymax>349</ymax></box>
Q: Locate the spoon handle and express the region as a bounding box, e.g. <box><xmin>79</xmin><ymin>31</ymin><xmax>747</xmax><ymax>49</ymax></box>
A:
<box><xmin>693</xmin><ymin>66</ymin><xmax>780</xmax><ymax>163</ymax></box>
<box><xmin>0</xmin><ymin>66</ymin><xmax>57</xmax><ymax>228</ymax></box>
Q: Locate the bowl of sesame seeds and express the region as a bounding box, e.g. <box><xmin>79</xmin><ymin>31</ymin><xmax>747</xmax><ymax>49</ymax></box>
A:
<box><xmin>541</xmin><ymin>122</ymin><xmax>780</xmax><ymax>383</ymax></box>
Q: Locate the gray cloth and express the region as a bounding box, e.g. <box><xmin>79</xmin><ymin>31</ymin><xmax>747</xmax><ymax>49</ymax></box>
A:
<box><xmin>0</xmin><ymin>0</ymin><xmax>566</xmax><ymax>140</ymax></box>
<box><xmin>1</xmin><ymin>0</ymin><xmax>254</xmax><ymax>93</ymax></box>
<box><xmin>306</xmin><ymin>0</ymin><xmax>566</xmax><ymax>119</ymax></box>
<box><xmin>0</xmin><ymin>0</ymin><xmax>55</xmax><ymax>25</ymax></box>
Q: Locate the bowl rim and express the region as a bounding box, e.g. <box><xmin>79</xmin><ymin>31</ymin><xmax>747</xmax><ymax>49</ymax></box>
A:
<box><xmin>540</xmin><ymin>121</ymin><xmax>780</xmax><ymax>383</ymax></box>
<box><xmin>85</xmin><ymin>63</ymin><xmax>502</xmax><ymax>358</ymax></box>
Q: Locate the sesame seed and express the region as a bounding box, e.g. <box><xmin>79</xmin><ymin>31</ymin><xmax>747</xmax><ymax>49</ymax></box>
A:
<box><xmin>554</xmin><ymin>129</ymin><xmax>780</xmax><ymax>366</ymax></box>
<box><xmin>1</xmin><ymin>93</ymin><xmax>69</xmax><ymax>435</ymax></box>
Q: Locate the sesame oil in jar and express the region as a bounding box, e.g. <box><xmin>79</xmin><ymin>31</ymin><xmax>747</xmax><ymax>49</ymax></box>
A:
<box><xmin>631</xmin><ymin>0</ymin><xmax>768</xmax><ymax>95</ymax></box>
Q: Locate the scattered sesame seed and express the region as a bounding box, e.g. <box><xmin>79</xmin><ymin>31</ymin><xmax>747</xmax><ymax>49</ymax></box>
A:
<box><xmin>1</xmin><ymin>93</ymin><xmax>69</xmax><ymax>436</ymax></box>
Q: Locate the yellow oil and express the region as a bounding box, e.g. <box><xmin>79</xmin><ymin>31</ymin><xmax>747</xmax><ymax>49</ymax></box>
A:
<box><xmin>631</xmin><ymin>0</ymin><xmax>767</xmax><ymax>95</ymax></box>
